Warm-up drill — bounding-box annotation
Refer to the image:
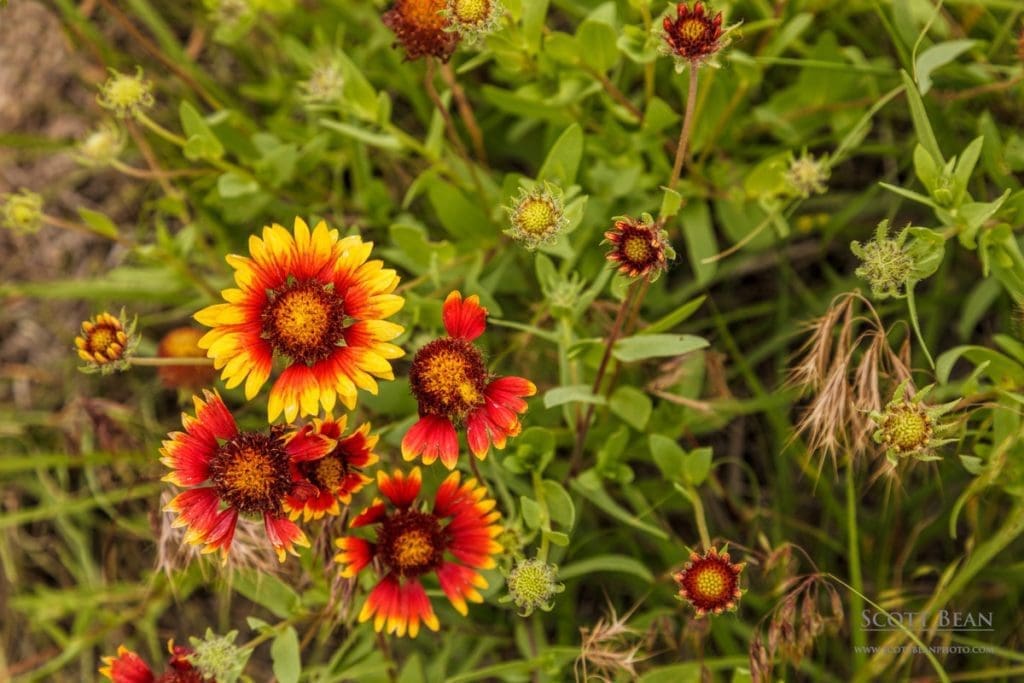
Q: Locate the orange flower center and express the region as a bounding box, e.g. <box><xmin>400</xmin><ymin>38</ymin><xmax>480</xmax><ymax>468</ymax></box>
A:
<box><xmin>692</xmin><ymin>565</ymin><xmax>728</xmax><ymax>600</ymax></box>
<box><xmin>409</xmin><ymin>338</ymin><xmax>488</xmax><ymax>418</ymax></box>
<box><xmin>209</xmin><ymin>433</ymin><xmax>292</xmax><ymax>515</ymax></box>
<box><xmin>307</xmin><ymin>454</ymin><xmax>346</xmax><ymax>490</ymax></box>
<box><xmin>262</xmin><ymin>280</ymin><xmax>347</xmax><ymax>364</ymax></box>
<box><xmin>401</xmin><ymin>0</ymin><xmax>447</xmax><ymax>31</ymax></box>
<box><xmin>679</xmin><ymin>18</ymin><xmax>709</xmax><ymax>42</ymax></box>
<box><xmin>378</xmin><ymin>510</ymin><xmax>445</xmax><ymax>577</ymax></box>
<box><xmin>79</xmin><ymin>314</ymin><xmax>128</xmax><ymax>363</ymax></box>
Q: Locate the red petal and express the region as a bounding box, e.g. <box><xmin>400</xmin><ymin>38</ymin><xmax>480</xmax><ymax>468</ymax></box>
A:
<box><xmin>442</xmin><ymin>290</ymin><xmax>487</xmax><ymax>341</ymax></box>
<box><xmin>100</xmin><ymin>646</ymin><xmax>154</xmax><ymax>683</ymax></box>
<box><xmin>264</xmin><ymin>514</ymin><xmax>309</xmax><ymax>562</ymax></box>
<box><xmin>437</xmin><ymin>562</ymin><xmax>487</xmax><ymax>616</ymax></box>
<box><xmin>334</xmin><ymin>536</ymin><xmax>374</xmax><ymax>577</ymax></box>
<box><xmin>351</xmin><ymin>499</ymin><xmax>388</xmax><ymax>528</ymax></box>
<box><xmin>401</xmin><ymin>415</ymin><xmax>460</xmax><ymax>469</ymax></box>
<box><xmin>377</xmin><ymin>468</ymin><xmax>422</xmax><ymax>508</ymax></box>
<box><xmin>284</xmin><ymin>428</ymin><xmax>335</xmax><ymax>463</ymax></box>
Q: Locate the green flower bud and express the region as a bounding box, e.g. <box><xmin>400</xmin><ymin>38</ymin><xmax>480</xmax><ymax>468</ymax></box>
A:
<box><xmin>97</xmin><ymin>67</ymin><xmax>154</xmax><ymax>118</ymax></box>
<box><xmin>1</xmin><ymin>189</ymin><xmax>44</xmax><ymax>234</ymax></box>
<box><xmin>500</xmin><ymin>557</ymin><xmax>564</xmax><ymax>617</ymax></box>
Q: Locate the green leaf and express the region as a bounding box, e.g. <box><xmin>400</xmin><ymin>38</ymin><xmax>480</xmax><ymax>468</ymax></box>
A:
<box><xmin>644</xmin><ymin>296</ymin><xmax>706</xmax><ymax>334</ymax></box>
<box><xmin>613</xmin><ymin>334</ymin><xmax>709</xmax><ymax>362</ymax></box>
<box><xmin>319</xmin><ymin>118</ymin><xmax>401</xmax><ymax>150</ymax></box>
<box><xmin>900</xmin><ymin>70</ymin><xmax>943</xmax><ymax>164</ymax></box>
<box><xmin>426</xmin><ymin>181</ymin><xmax>491</xmax><ymax>241</ymax></box>
<box><xmin>905</xmin><ymin>227</ymin><xmax>945</xmax><ymax>280</ymax></box>
<box><xmin>649</xmin><ymin>434</ymin><xmax>686</xmax><ymax>482</ymax></box>
<box><xmin>542</xmin><ymin>480</ymin><xmax>576</xmax><ymax>529</ymax></box>
<box><xmin>544</xmin><ymin>529</ymin><xmax>571</xmax><ymax>546</ymax></box>
<box><xmin>571</xmin><ymin>471</ymin><xmax>668</xmax><ymax>539</ymax></box>
<box><xmin>543</xmin><ymin>385</ymin><xmax>606</xmax><ymax>408</ymax></box>
<box><xmin>217</xmin><ymin>172</ymin><xmax>259</xmax><ymax>198</ymax></box>
<box><xmin>682</xmin><ymin>447</ymin><xmax>713</xmax><ymax>486</ymax></box>
<box><xmin>558</xmin><ymin>554</ymin><xmax>654</xmax><ymax>582</ymax></box>
<box><xmin>537</xmin><ymin>123</ymin><xmax>583</xmax><ymax>186</ymax></box>
<box><xmin>232</xmin><ymin>572</ymin><xmax>301</xmax><ymax>619</ymax></box>
<box><xmin>659</xmin><ymin>186</ymin><xmax>682</xmax><ymax>220</ymax></box>
<box><xmin>609</xmin><ymin>386</ymin><xmax>652</xmax><ymax>430</ymax></box>
<box><xmin>915</xmin><ymin>39</ymin><xmax>975</xmax><ymax>96</ymax></box>
<box><xmin>679</xmin><ymin>200</ymin><xmax>717</xmax><ymax>285</ymax></box>
<box><xmin>577</xmin><ymin>20</ymin><xmax>619</xmax><ymax>73</ymax></box>
<box><xmin>179</xmin><ymin>101</ymin><xmax>224</xmax><ymax>161</ymax></box>
<box><xmin>271</xmin><ymin>627</ymin><xmax>301</xmax><ymax>683</ymax></box>
<box><xmin>521</xmin><ymin>496</ymin><xmax>543</xmax><ymax>529</ymax></box>
<box><xmin>76</xmin><ymin>208</ymin><xmax>120</xmax><ymax>240</ymax></box>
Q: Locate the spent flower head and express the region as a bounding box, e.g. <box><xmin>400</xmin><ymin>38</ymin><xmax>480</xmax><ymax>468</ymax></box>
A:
<box><xmin>870</xmin><ymin>380</ymin><xmax>958</xmax><ymax>465</ymax></box>
<box><xmin>851</xmin><ymin>221</ymin><xmax>915</xmax><ymax>299</ymax></box>
<box><xmin>500</xmin><ymin>557</ymin><xmax>564</xmax><ymax>616</ymax></box>
<box><xmin>75</xmin><ymin>309</ymin><xmax>139</xmax><ymax>374</ymax></box>
<box><xmin>302</xmin><ymin>57</ymin><xmax>345</xmax><ymax>103</ymax></box>
<box><xmin>660</xmin><ymin>2</ymin><xmax>736</xmax><ymax>71</ymax></box>
<box><xmin>505</xmin><ymin>183</ymin><xmax>568</xmax><ymax>250</ymax></box>
<box><xmin>97</xmin><ymin>67</ymin><xmax>155</xmax><ymax>118</ymax></box>
<box><xmin>603</xmin><ymin>213</ymin><xmax>675</xmax><ymax>281</ymax></box>
<box><xmin>442</xmin><ymin>0</ymin><xmax>505</xmax><ymax>44</ymax></box>
<box><xmin>786</xmin><ymin>150</ymin><xmax>830</xmax><ymax>198</ymax></box>
<box><xmin>383</xmin><ymin>0</ymin><xmax>460</xmax><ymax>62</ymax></box>
<box><xmin>77</xmin><ymin>121</ymin><xmax>125</xmax><ymax>167</ymax></box>
<box><xmin>187</xmin><ymin>629</ymin><xmax>250</xmax><ymax>683</ymax></box>
<box><xmin>0</xmin><ymin>189</ymin><xmax>43</xmax><ymax>234</ymax></box>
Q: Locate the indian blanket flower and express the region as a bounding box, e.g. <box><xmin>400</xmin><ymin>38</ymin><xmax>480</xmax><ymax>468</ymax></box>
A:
<box><xmin>100</xmin><ymin>642</ymin><xmax>205</xmax><ymax>683</ymax></box>
<box><xmin>673</xmin><ymin>546</ymin><xmax>745</xmax><ymax>617</ymax></box>
<box><xmin>161</xmin><ymin>390</ymin><xmax>335</xmax><ymax>562</ymax></box>
<box><xmin>661</xmin><ymin>2</ymin><xmax>732</xmax><ymax>71</ymax></box>
<box><xmin>335</xmin><ymin>467</ymin><xmax>504</xmax><ymax>637</ymax></box>
<box><xmin>157</xmin><ymin>326</ymin><xmax>217</xmax><ymax>391</ymax></box>
<box><xmin>402</xmin><ymin>291</ymin><xmax>536</xmax><ymax>469</ymax></box>
<box><xmin>382</xmin><ymin>0</ymin><xmax>460</xmax><ymax>62</ymax></box>
<box><xmin>604</xmin><ymin>214</ymin><xmax>675</xmax><ymax>281</ymax></box>
<box><xmin>75</xmin><ymin>309</ymin><xmax>139</xmax><ymax>374</ymax></box>
<box><xmin>195</xmin><ymin>217</ymin><xmax>405</xmax><ymax>423</ymax></box>
<box><xmin>870</xmin><ymin>381</ymin><xmax>957</xmax><ymax>464</ymax></box>
<box><xmin>284</xmin><ymin>415</ymin><xmax>379</xmax><ymax>521</ymax></box>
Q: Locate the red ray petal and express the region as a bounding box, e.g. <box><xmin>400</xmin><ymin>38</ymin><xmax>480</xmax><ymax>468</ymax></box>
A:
<box><xmin>442</xmin><ymin>290</ymin><xmax>487</xmax><ymax>341</ymax></box>
<box><xmin>376</xmin><ymin>468</ymin><xmax>422</xmax><ymax>508</ymax></box>
<box><xmin>264</xmin><ymin>514</ymin><xmax>309</xmax><ymax>562</ymax></box>
<box><xmin>401</xmin><ymin>415</ymin><xmax>460</xmax><ymax>469</ymax></box>
<box><xmin>351</xmin><ymin>499</ymin><xmax>388</xmax><ymax>528</ymax></box>
<box><xmin>436</xmin><ymin>562</ymin><xmax>487</xmax><ymax>616</ymax></box>
<box><xmin>100</xmin><ymin>646</ymin><xmax>154</xmax><ymax>683</ymax></box>
<box><xmin>334</xmin><ymin>536</ymin><xmax>375</xmax><ymax>577</ymax></box>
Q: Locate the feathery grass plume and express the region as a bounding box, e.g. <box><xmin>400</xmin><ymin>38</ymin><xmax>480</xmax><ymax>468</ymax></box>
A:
<box><xmin>788</xmin><ymin>292</ymin><xmax>912</xmax><ymax>472</ymax></box>
<box><xmin>751</xmin><ymin>545</ymin><xmax>844</xmax><ymax>683</ymax></box>
<box><xmin>575</xmin><ymin>599</ymin><xmax>650</xmax><ymax>682</ymax></box>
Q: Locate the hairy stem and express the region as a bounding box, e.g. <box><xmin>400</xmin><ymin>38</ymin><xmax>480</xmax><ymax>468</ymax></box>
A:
<box><xmin>668</xmin><ymin>66</ymin><xmax>700</xmax><ymax>190</ymax></box>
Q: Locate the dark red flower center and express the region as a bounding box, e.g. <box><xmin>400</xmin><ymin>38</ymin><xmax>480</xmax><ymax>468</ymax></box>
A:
<box><xmin>663</xmin><ymin>2</ymin><xmax>723</xmax><ymax>61</ymax></box>
<box><xmin>262</xmin><ymin>279</ymin><xmax>347</xmax><ymax>365</ymax></box>
<box><xmin>409</xmin><ymin>338</ymin><xmax>488</xmax><ymax>418</ymax></box>
<box><xmin>377</xmin><ymin>510</ymin><xmax>445</xmax><ymax>577</ymax></box>
<box><xmin>154</xmin><ymin>668</ymin><xmax>205</xmax><ymax>683</ymax></box>
<box><xmin>209</xmin><ymin>432</ymin><xmax>293</xmax><ymax>516</ymax></box>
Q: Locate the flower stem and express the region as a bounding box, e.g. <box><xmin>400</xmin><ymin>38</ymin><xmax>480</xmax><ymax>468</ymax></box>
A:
<box><xmin>439</xmin><ymin>61</ymin><xmax>489</xmax><ymax>166</ymax></box>
<box><xmin>424</xmin><ymin>59</ymin><xmax>487</xmax><ymax>202</ymax></box>
<box><xmin>42</xmin><ymin>214</ymin><xmax>135</xmax><ymax>247</ymax></box>
<box><xmin>845</xmin><ymin>463</ymin><xmax>867</xmax><ymax>671</ymax></box>
<box><xmin>570</xmin><ymin>280</ymin><xmax>639</xmax><ymax>474</ymax></box>
<box><xmin>678</xmin><ymin>485</ymin><xmax>712</xmax><ymax>550</ymax></box>
<box><xmin>128</xmin><ymin>357</ymin><xmax>214</xmax><ymax>366</ymax></box>
<box><xmin>668</xmin><ymin>66</ymin><xmax>700</xmax><ymax>190</ymax></box>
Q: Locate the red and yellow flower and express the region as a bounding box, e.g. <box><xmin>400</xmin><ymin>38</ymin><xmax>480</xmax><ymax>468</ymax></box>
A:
<box><xmin>673</xmin><ymin>546</ymin><xmax>745</xmax><ymax>617</ymax></box>
<box><xmin>161</xmin><ymin>390</ymin><xmax>335</xmax><ymax>562</ymax></box>
<box><xmin>383</xmin><ymin>0</ymin><xmax>460</xmax><ymax>62</ymax></box>
<box><xmin>402</xmin><ymin>291</ymin><xmax>536</xmax><ymax>469</ymax></box>
<box><xmin>335</xmin><ymin>467</ymin><xmax>503</xmax><ymax>637</ymax></box>
<box><xmin>661</xmin><ymin>2</ymin><xmax>725</xmax><ymax>66</ymax></box>
<box><xmin>100</xmin><ymin>642</ymin><xmax>203</xmax><ymax>683</ymax></box>
<box><xmin>284</xmin><ymin>415</ymin><xmax>380</xmax><ymax>521</ymax></box>
<box><xmin>195</xmin><ymin>217</ymin><xmax>404</xmax><ymax>423</ymax></box>
<box><xmin>604</xmin><ymin>215</ymin><xmax>674</xmax><ymax>281</ymax></box>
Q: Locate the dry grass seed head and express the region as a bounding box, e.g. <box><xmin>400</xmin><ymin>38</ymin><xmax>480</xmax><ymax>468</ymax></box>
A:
<box><xmin>575</xmin><ymin>599</ymin><xmax>650</xmax><ymax>682</ymax></box>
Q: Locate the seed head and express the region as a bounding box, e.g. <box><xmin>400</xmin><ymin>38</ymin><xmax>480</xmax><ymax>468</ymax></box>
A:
<box><xmin>505</xmin><ymin>183</ymin><xmax>568</xmax><ymax>250</ymax></box>
<box><xmin>443</xmin><ymin>0</ymin><xmax>505</xmax><ymax>44</ymax></box>
<box><xmin>187</xmin><ymin>629</ymin><xmax>250</xmax><ymax>683</ymax></box>
<box><xmin>77</xmin><ymin>121</ymin><xmax>125</xmax><ymax>168</ymax></box>
<box><xmin>0</xmin><ymin>189</ymin><xmax>43</xmax><ymax>234</ymax></box>
<box><xmin>870</xmin><ymin>381</ymin><xmax>958</xmax><ymax>465</ymax></box>
<box><xmin>501</xmin><ymin>557</ymin><xmax>564</xmax><ymax>616</ymax></box>
<box><xmin>851</xmin><ymin>221</ymin><xmax>914</xmax><ymax>299</ymax></box>
<box><xmin>97</xmin><ymin>67</ymin><xmax>154</xmax><ymax>118</ymax></box>
<box><xmin>302</xmin><ymin>58</ymin><xmax>345</xmax><ymax>103</ymax></box>
<box><xmin>786</xmin><ymin>151</ymin><xmax>830</xmax><ymax>198</ymax></box>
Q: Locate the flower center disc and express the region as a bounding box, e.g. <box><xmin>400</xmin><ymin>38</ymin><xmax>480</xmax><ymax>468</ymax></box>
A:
<box><xmin>302</xmin><ymin>453</ymin><xmax>346</xmax><ymax>490</ymax></box>
<box><xmin>679</xmin><ymin>18</ymin><xmax>709</xmax><ymax>43</ymax></box>
<box><xmin>454</xmin><ymin>0</ymin><xmax>489</xmax><ymax>24</ymax></box>
<box><xmin>518</xmin><ymin>198</ymin><xmax>557</xmax><ymax>236</ymax></box>
<box><xmin>262</xmin><ymin>280</ymin><xmax>347</xmax><ymax>364</ymax></box>
<box><xmin>378</xmin><ymin>510</ymin><xmax>444</xmax><ymax>577</ymax></box>
<box><xmin>404</xmin><ymin>0</ymin><xmax>448</xmax><ymax>31</ymax></box>
<box><xmin>88</xmin><ymin>326</ymin><xmax>118</xmax><ymax>354</ymax></box>
<box><xmin>693</xmin><ymin>566</ymin><xmax>728</xmax><ymax>599</ymax></box>
<box><xmin>622</xmin><ymin>235</ymin><xmax>653</xmax><ymax>263</ymax></box>
<box><xmin>409</xmin><ymin>338</ymin><xmax>488</xmax><ymax>417</ymax></box>
<box><xmin>209</xmin><ymin>433</ymin><xmax>292</xmax><ymax>515</ymax></box>
<box><xmin>884</xmin><ymin>405</ymin><xmax>931</xmax><ymax>451</ymax></box>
